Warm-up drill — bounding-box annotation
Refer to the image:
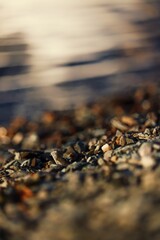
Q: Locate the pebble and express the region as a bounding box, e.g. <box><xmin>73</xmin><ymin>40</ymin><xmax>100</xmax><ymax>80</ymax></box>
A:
<box><xmin>94</xmin><ymin>144</ymin><xmax>100</xmax><ymax>153</ymax></box>
<box><xmin>153</xmin><ymin>142</ymin><xmax>160</xmax><ymax>150</ymax></box>
<box><xmin>74</xmin><ymin>141</ymin><xmax>86</xmax><ymax>154</ymax></box>
<box><xmin>51</xmin><ymin>149</ymin><xmax>68</xmax><ymax>166</ymax></box>
<box><xmin>63</xmin><ymin>146</ymin><xmax>78</xmax><ymax>162</ymax></box>
<box><xmin>20</xmin><ymin>158</ymin><xmax>38</xmax><ymax>168</ymax></box>
<box><xmin>141</xmin><ymin>156</ymin><xmax>155</xmax><ymax>169</ymax></box>
<box><xmin>138</xmin><ymin>142</ymin><xmax>152</xmax><ymax>157</ymax></box>
<box><xmin>121</xmin><ymin>116</ymin><xmax>137</xmax><ymax>126</ymax></box>
<box><xmin>12</xmin><ymin>132</ymin><xmax>23</xmax><ymax>145</ymax></box>
<box><xmin>111</xmin><ymin>118</ymin><xmax>128</xmax><ymax>131</ymax></box>
<box><xmin>116</xmin><ymin>163</ymin><xmax>130</xmax><ymax>171</ymax></box>
<box><xmin>22</xmin><ymin>133</ymin><xmax>39</xmax><ymax>149</ymax></box>
<box><xmin>101</xmin><ymin>143</ymin><xmax>111</xmax><ymax>153</ymax></box>
<box><xmin>98</xmin><ymin>158</ymin><xmax>105</xmax><ymax>166</ymax></box>
<box><xmin>144</xmin><ymin>128</ymin><xmax>151</xmax><ymax>135</ymax></box>
<box><xmin>115</xmin><ymin>130</ymin><xmax>123</xmax><ymax>137</ymax></box>
<box><xmin>126</xmin><ymin>137</ymin><xmax>135</xmax><ymax>145</ymax></box>
<box><xmin>116</xmin><ymin>135</ymin><xmax>126</xmax><ymax>146</ymax></box>
<box><xmin>152</xmin><ymin>126</ymin><xmax>160</xmax><ymax>135</ymax></box>
<box><xmin>103</xmin><ymin>150</ymin><xmax>113</xmax><ymax>161</ymax></box>
<box><xmin>3</xmin><ymin>160</ymin><xmax>19</xmax><ymax>169</ymax></box>
<box><xmin>110</xmin><ymin>155</ymin><xmax>118</xmax><ymax>163</ymax></box>
<box><xmin>88</xmin><ymin>138</ymin><xmax>97</xmax><ymax>150</ymax></box>
<box><xmin>0</xmin><ymin>178</ymin><xmax>7</xmax><ymax>188</ymax></box>
<box><xmin>92</xmin><ymin>129</ymin><xmax>106</xmax><ymax>137</ymax></box>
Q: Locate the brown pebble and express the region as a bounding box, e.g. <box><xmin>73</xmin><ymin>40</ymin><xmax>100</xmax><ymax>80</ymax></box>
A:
<box><xmin>121</xmin><ymin>116</ymin><xmax>137</xmax><ymax>126</ymax></box>
<box><xmin>51</xmin><ymin>150</ymin><xmax>68</xmax><ymax>166</ymax></box>
<box><xmin>110</xmin><ymin>155</ymin><xmax>118</xmax><ymax>163</ymax></box>
<box><xmin>12</xmin><ymin>132</ymin><xmax>23</xmax><ymax>145</ymax></box>
<box><xmin>111</xmin><ymin>118</ymin><xmax>128</xmax><ymax>131</ymax></box>
<box><xmin>116</xmin><ymin>135</ymin><xmax>126</xmax><ymax>146</ymax></box>
<box><xmin>104</xmin><ymin>150</ymin><xmax>113</xmax><ymax>161</ymax></box>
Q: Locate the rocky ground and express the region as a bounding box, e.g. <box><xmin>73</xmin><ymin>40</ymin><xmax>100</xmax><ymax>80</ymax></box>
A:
<box><xmin>0</xmin><ymin>84</ymin><xmax>160</xmax><ymax>240</ymax></box>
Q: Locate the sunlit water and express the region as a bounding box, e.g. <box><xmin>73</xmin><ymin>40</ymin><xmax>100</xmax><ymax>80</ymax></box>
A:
<box><xmin>0</xmin><ymin>0</ymin><xmax>160</xmax><ymax>123</ymax></box>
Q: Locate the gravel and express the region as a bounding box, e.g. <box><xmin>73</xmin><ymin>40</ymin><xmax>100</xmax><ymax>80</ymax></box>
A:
<box><xmin>0</xmin><ymin>85</ymin><xmax>160</xmax><ymax>240</ymax></box>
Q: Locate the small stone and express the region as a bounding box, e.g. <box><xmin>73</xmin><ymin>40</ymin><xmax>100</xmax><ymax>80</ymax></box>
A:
<box><xmin>74</xmin><ymin>141</ymin><xmax>86</xmax><ymax>153</ymax></box>
<box><xmin>101</xmin><ymin>143</ymin><xmax>111</xmax><ymax>153</ymax></box>
<box><xmin>63</xmin><ymin>146</ymin><xmax>78</xmax><ymax>162</ymax></box>
<box><xmin>20</xmin><ymin>159</ymin><xmax>31</xmax><ymax>168</ymax></box>
<box><xmin>94</xmin><ymin>144</ymin><xmax>100</xmax><ymax>153</ymax></box>
<box><xmin>145</xmin><ymin>112</ymin><xmax>157</xmax><ymax>127</ymax></box>
<box><xmin>115</xmin><ymin>130</ymin><xmax>123</xmax><ymax>137</ymax></box>
<box><xmin>86</xmin><ymin>157</ymin><xmax>92</xmax><ymax>163</ymax></box>
<box><xmin>153</xmin><ymin>142</ymin><xmax>160</xmax><ymax>150</ymax></box>
<box><xmin>116</xmin><ymin>135</ymin><xmax>126</xmax><ymax>146</ymax></box>
<box><xmin>98</xmin><ymin>158</ymin><xmax>105</xmax><ymax>166</ymax></box>
<box><xmin>138</xmin><ymin>142</ymin><xmax>152</xmax><ymax>157</ymax></box>
<box><xmin>129</xmin><ymin>152</ymin><xmax>141</xmax><ymax>162</ymax></box>
<box><xmin>121</xmin><ymin>116</ymin><xmax>137</xmax><ymax>126</ymax></box>
<box><xmin>92</xmin><ymin>129</ymin><xmax>106</xmax><ymax>137</ymax></box>
<box><xmin>110</xmin><ymin>155</ymin><xmax>118</xmax><ymax>163</ymax></box>
<box><xmin>104</xmin><ymin>150</ymin><xmax>113</xmax><ymax>161</ymax></box>
<box><xmin>153</xmin><ymin>126</ymin><xmax>160</xmax><ymax>135</ymax></box>
<box><xmin>116</xmin><ymin>157</ymin><xmax>127</xmax><ymax>164</ymax></box>
<box><xmin>4</xmin><ymin>160</ymin><xmax>19</xmax><ymax>169</ymax></box>
<box><xmin>14</xmin><ymin>152</ymin><xmax>21</xmax><ymax>160</ymax></box>
<box><xmin>12</xmin><ymin>132</ymin><xmax>23</xmax><ymax>145</ymax></box>
<box><xmin>126</xmin><ymin>137</ymin><xmax>135</xmax><ymax>145</ymax></box>
<box><xmin>8</xmin><ymin>149</ymin><xmax>16</xmax><ymax>154</ymax></box>
<box><xmin>144</xmin><ymin>128</ymin><xmax>151</xmax><ymax>135</ymax></box>
<box><xmin>22</xmin><ymin>133</ymin><xmax>39</xmax><ymax>149</ymax></box>
<box><xmin>5</xmin><ymin>169</ymin><xmax>15</xmax><ymax>175</ymax></box>
<box><xmin>141</xmin><ymin>156</ymin><xmax>155</xmax><ymax>169</ymax></box>
<box><xmin>88</xmin><ymin>138</ymin><xmax>97</xmax><ymax>150</ymax></box>
<box><xmin>51</xmin><ymin>149</ymin><xmax>68</xmax><ymax>166</ymax></box>
<box><xmin>111</xmin><ymin>118</ymin><xmax>128</xmax><ymax>131</ymax></box>
<box><xmin>0</xmin><ymin>178</ymin><xmax>7</xmax><ymax>188</ymax></box>
<box><xmin>134</xmin><ymin>132</ymin><xmax>147</xmax><ymax>140</ymax></box>
<box><xmin>129</xmin><ymin>126</ymin><xmax>140</xmax><ymax>132</ymax></box>
<box><xmin>31</xmin><ymin>158</ymin><xmax>37</xmax><ymax>167</ymax></box>
<box><xmin>116</xmin><ymin>163</ymin><xmax>129</xmax><ymax>170</ymax></box>
<box><xmin>37</xmin><ymin>190</ymin><xmax>48</xmax><ymax>200</ymax></box>
<box><xmin>145</xmin><ymin>119</ymin><xmax>156</xmax><ymax>127</ymax></box>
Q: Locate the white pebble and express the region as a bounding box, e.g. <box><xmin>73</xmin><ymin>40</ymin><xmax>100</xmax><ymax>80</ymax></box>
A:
<box><xmin>101</xmin><ymin>143</ymin><xmax>111</xmax><ymax>153</ymax></box>
<box><xmin>141</xmin><ymin>156</ymin><xmax>155</xmax><ymax>169</ymax></box>
<box><xmin>138</xmin><ymin>142</ymin><xmax>152</xmax><ymax>157</ymax></box>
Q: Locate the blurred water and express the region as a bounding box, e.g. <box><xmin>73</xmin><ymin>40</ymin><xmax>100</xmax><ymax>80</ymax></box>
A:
<box><xmin>0</xmin><ymin>0</ymin><xmax>160</xmax><ymax>123</ymax></box>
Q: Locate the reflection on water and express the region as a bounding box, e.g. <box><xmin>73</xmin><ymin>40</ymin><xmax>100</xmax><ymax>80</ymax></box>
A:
<box><xmin>0</xmin><ymin>0</ymin><xmax>160</xmax><ymax>123</ymax></box>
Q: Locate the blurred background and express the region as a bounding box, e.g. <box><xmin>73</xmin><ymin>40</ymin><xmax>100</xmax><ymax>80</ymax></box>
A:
<box><xmin>0</xmin><ymin>0</ymin><xmax>160</xmax><ymax>124</ymax></box>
